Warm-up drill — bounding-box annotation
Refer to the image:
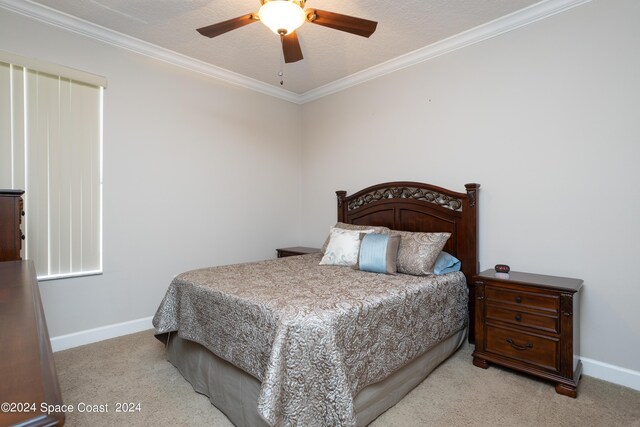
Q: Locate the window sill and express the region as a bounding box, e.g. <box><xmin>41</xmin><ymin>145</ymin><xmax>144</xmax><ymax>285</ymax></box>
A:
<box><xmin>37</xmin><ymin>270</ymin><xmax>103</xmax><ymax>282</ymax></box>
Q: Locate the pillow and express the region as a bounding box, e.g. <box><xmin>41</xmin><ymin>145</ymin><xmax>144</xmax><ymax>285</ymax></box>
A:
<box><xmin>319</xmin><ymin>228</ymin><xmax>373</xmax><ymax>267</ymax></box>
<box><xmin>433</xmin><ymin>251</ymin><xmax>461</xmax><ymax>275</ymax></box>
<box><xmin>392</xmin><ymin>230</ymin><xmax>451</xmax><ymax>275</ymax></box>
<box><xmin>321</xmin><ymin>222</ymin><xmax>390</xmax><ymax>253</ymax></box>
<box><xmin>356</xmin><ymin>233</ymin><xmax>401</xmax><ymax>274</ymax></box>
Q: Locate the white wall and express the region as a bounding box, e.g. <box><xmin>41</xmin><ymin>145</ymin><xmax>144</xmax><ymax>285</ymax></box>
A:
<box><xmin>300</xmin><ymin>0</ymin><xmax>640</xmax><ymax>373</ymax></box>
<box><xmin>1</xmin><ymin>0</ymin><xmax>638</xmax><ymax>384</ymax></box>
<box><xmin>0</xmin><ymin>8</ymin><xmax>302</xmax><ymax>337</ymax></box>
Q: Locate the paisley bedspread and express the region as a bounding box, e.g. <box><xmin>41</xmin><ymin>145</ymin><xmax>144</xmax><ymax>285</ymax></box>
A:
<box><xmin>152</xmin><ymin>253</ymin><xmax>468</xmax><ymax>426</ymax></box>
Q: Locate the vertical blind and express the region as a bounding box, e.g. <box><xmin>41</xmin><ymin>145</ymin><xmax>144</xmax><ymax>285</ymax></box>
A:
<box><xmin>0</xmin><ymin>53</ymin><xmax>104</xmax><ymax>279</ymax></box>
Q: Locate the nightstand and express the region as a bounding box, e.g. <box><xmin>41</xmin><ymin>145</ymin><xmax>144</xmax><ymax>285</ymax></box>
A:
<box><xmin>276</xmin><ymin>246</ymin><xmax>321</xmax><ymax>258</ymax></box>
<box><xmin>472</xmin><ymin>269</ymin><xmax>583</xmax><ymax>397</ymax></box>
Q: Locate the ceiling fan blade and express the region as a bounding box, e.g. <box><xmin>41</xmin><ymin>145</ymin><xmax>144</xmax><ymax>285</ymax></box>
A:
<box><xmin>306</xmin><ymin>9</ymin><xmax>377</xmax><ymax>38</ymax></box>
<box><xmin>196</xmin><ymin>14</ymin><xmax>257</xmax><ymax>38</ymax></box>
<box><xmin>282</xmin><ymin>32</ymin><xmax>303</xmax><ymax>63</ymax></box>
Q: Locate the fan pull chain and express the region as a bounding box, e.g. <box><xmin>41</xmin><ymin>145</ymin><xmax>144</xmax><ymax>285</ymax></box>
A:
<box><xmin>279</xmin><ymin>35</ymin><xmax>285</xmax><ymax>86</ymax></box>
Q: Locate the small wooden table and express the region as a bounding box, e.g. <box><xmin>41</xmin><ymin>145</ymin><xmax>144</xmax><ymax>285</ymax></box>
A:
<box><xmin>276</xmin><ymin>246</ymin><xmax>321</xmax><ymax>258</ymax></box>
<box><xmin>472</xmin><ymin>269</ymin><xmax>583</xmax><ymax>397</ymax></box>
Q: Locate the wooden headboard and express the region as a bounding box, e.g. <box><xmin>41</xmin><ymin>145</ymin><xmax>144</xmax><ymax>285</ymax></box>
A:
<box><xmin>336</xmin><ymin>181</ymin><xmax>480</xmax><ymax>341</ymax></box>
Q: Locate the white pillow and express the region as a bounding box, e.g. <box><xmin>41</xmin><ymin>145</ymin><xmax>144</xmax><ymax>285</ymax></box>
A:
<box><xmin>319</xmin><ymin>227</ymin><xmax>374</xmax><ymax>267</ymax></box>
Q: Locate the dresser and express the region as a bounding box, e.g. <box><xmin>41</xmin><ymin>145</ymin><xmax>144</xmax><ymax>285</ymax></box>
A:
<box><xmin>472</xmin><ymin>269</ymin><xmax>583</xmax><ymax>397</ymax></box>
<box><xmin>0</xmin><ymin>189</ymin><xmax>25</xmax><ymax>261</ymax></box>
<box><xmin>0</xmin><ymin>261</ymin><xmax>65</xmax><ymax>426</ymax></box>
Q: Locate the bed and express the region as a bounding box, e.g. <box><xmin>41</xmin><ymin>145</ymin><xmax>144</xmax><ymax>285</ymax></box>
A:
<box><xmin>153</xmin><ymin>181</ymin><xmax>480</xmax><ymax>427</ymax></box>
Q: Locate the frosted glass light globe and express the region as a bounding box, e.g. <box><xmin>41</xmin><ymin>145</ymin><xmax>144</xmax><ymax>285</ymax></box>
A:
<box><xmin>258</xmin><ymin>0</ymin><xmax>306</xmax><ymax>36</ymax></box>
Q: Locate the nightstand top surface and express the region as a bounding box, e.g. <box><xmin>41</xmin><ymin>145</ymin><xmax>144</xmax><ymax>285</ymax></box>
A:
<box><xmin>276</xmin><ymin>246</ymin><xmax>321</xmax><ymax>254</ymax></box>
<box><xmin>0</xmin><ymin>189</ymin><xmax>25</xmax><ymax>195</ymax></box>
<box><xmin>476</xmin><ymin>269</ymin><xmax>583</xmax><ymax>292</ymax></box>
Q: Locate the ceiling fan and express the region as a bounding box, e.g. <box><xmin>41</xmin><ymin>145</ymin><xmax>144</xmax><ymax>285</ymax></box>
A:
<box><xmin>196</xmin><ymin>0</ymin><xmax>378</xmax><ymax>64</ymax></box>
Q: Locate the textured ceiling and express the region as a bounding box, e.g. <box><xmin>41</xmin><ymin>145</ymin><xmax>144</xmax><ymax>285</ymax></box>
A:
<box><xmin>28</xmin><ymin>0</ymin><xmax>541</xmax><ymax>94</ymax></box>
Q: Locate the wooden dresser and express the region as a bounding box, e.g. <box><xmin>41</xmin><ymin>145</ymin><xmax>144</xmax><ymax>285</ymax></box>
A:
<box><xmin>472</xmin><ymin>269</ymin><xmax>583</xmax><ymax>397</ymax></box>
<box><xmin>0</xmin><ymin>261</ymin><xmax>65</xmax><ymax>426</ymax></box>
<box><xmin>0</xmin><ymin>190</ymin><xmax>25</xmax><ymax>262</ymax></box>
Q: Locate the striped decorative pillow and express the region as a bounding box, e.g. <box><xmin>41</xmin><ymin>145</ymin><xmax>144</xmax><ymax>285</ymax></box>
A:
<box><xmin>356</xmin><ymin>233</ymin><xmax>401</xmax><ymax>275</ymax></box>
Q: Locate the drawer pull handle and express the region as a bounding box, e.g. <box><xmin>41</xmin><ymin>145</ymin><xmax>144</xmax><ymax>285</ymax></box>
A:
<box><xmin>515</xmin><ymin>314</ymin><xmax>522</xmax><ymax>322</ymax></box>
<box><xmin>506</xmin><ymin>338</ymin><xmax>533</xmax><ymax>351</ymax></box>
<box><xmin>515</xmin><ymin>296</ymin><xmax>522</xmax><ymax>303</ymax></box>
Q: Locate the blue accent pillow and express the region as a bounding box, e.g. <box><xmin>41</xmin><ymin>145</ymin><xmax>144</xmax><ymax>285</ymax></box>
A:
<box><xmin>433</xmin><ymin>251</ymin><xmax>461</xmax><ymax>275</ymax></box>
<box><xmin>358</xmin><ymin>234</ymin><xmax>401</xmax><ymax>274</ymax></box>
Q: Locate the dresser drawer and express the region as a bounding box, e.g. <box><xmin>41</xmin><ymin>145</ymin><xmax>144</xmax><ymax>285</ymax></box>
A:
<box><xmin>485</xmin><ymin>286</ymin><xmax>558</xmax><ymax>312</ymax></box>
<box><xmin>485</xmin><ymin>325</ymin><xmax>559</xmax><ymax>372</ymax></box>
<box><xmin>486</xmin><ymin>304</ymin><xmax>559</xmax><ymax>333</ymax></box>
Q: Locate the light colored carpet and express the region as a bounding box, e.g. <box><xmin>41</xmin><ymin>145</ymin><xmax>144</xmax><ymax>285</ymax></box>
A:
<box><xmin>53</xmin><ymin>331</ymin><xmax>640</xmax><ymax>426</ymax></box>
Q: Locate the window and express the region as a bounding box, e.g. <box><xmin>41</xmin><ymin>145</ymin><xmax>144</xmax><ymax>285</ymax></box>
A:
<box><xmin>0</xmin><ymin>51</ymin><xmax>106</xmax><ymax>280</ymax></box>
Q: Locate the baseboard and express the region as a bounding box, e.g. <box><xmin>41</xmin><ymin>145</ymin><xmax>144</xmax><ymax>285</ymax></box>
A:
<box><xmin>581</xmin><ymin>357</ymin><xmax>640</xmax><ymax>391</ymax></box>
<box><xmin>50</xmin><ymin>318</ymin><xmax>640</xmax><ymax>392</ymax></box>
<box><xmin>50</xmin><ymin>316</ymin><xmax>154</xmax><ymax>352</ymax></box>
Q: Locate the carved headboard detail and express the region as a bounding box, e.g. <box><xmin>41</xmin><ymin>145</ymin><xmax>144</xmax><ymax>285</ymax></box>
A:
<box><xmin>346</xmin><ymin>186</ymin><xmax>467</xmax><ymax>212</ymax></box>
<box><xmin>336</xmin><ymin>181</ymin><xmax>480</xmax><ymax>341</ymax></box>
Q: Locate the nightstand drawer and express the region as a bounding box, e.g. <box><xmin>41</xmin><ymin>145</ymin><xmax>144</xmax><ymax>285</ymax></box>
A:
<box><xmin>486</xmin><ymin>304</ymin><xmax>558</xmax><ymax>333</ymax></box>
<box><xmin>485</xmin><ymin>286</ymin><xmax>558</xmax><ymax>312</ymax></box>
<box><xmin>485</xmin><ymin>325</ymin><xmax>559</xmax><ymax>372</ymax></box>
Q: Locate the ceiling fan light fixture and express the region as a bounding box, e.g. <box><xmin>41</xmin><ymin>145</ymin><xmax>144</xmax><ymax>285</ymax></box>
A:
<box><xmin>258</xmin><ymin>0</ymin><xmax>306</xmax><ymax>36</ymax></box>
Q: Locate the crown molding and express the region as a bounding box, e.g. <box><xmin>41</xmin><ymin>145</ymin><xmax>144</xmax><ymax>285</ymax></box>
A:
<box><xmin>0</xmin><ymin>0</ymin><xmax>591</xmax><ymax>105</ymax></box>
<box><xmin>299</xmin><ymin>0</ymin><xmax>592</xmax><ymax>103</ymax></box>
<box><xmin>0</xmin><ymin>0</ymin><xmax>301</xmax><ymax>103</ymax></box>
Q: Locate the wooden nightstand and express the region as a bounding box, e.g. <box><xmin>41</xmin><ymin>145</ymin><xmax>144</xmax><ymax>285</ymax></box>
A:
<box><xmin>472</xmin><ymin>269</ymin><xmax>583</xmax><ymax>397</ymax></box>
<box><xmin>276</xmin><ymin>246</ymin><xmax>321</xmax><ymax>258</ymax></box>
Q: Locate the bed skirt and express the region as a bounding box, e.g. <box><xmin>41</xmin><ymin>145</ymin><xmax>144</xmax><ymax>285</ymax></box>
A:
<box><xmin>165</xmin><ymin>327</ymin><xmax>467</xmax><ymax>427</ymax></box>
